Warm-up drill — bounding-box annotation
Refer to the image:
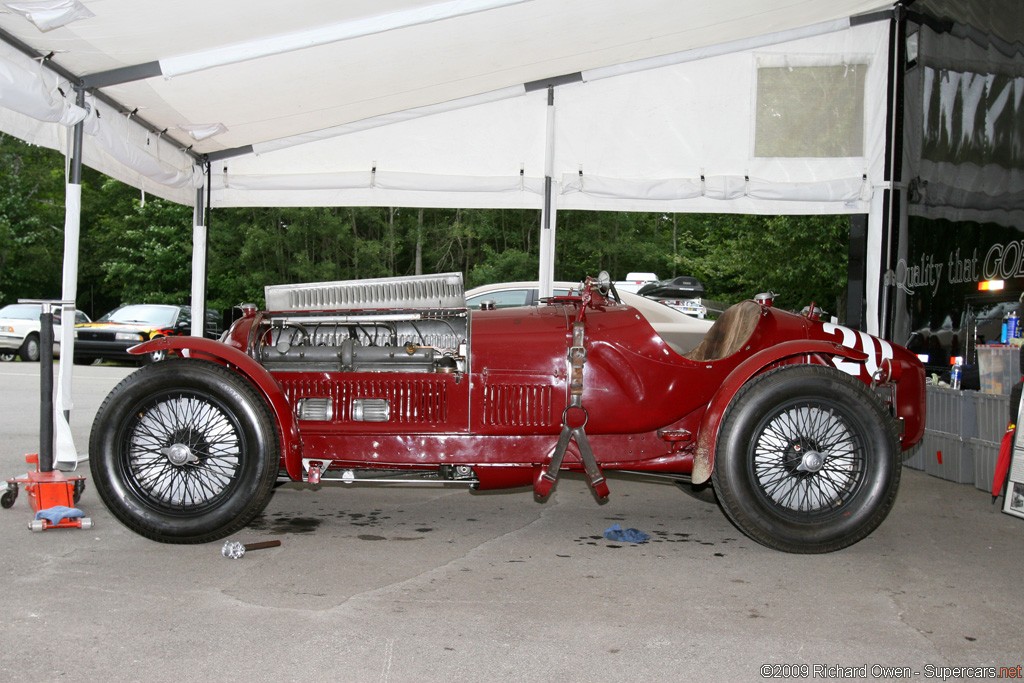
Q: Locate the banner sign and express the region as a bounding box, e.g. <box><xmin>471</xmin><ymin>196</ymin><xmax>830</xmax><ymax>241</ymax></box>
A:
<box><xmin>900</xmin><ymin>218</ymin><xmax>1024</xmax><ymax>370</ymax></box>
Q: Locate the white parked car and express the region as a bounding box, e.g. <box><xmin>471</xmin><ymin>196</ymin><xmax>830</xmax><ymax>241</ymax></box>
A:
<box><xmin>465</xmin><ymin>280</ymin><xmax>713</xmax><ymax>354</ymax></box>
<box><xmin>0</xmin><ymin>303</ymin><xmax>91</xmax><ymax>362</ymax></box>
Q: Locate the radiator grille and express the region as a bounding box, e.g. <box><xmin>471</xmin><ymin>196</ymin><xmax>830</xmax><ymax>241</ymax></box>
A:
<box><xmin>266</xmin><ymin>272</ymin><xmax>464</xmax><ymax>311</ymax></box>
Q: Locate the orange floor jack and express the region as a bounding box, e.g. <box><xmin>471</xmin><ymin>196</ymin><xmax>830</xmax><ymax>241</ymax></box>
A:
<box><xmin>3</xmin><ymin>455</ymin><xmax>91</xmax><ymax>531</ymax></box>
<box><xmin>1</xmin><ymin>301</ymin><xmax>91</xmax><ymax>532</ymax></box>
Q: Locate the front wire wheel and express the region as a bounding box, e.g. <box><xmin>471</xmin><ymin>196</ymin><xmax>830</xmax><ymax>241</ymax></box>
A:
<box><xmin>712</xmin><ymin>365</ymin><xmax>900</xmax><ymax>553</ymax></box>
<box><xmin>90</xmin><ymin>360</ymin><xmax>279</xmax><ymax>543</ymax></box>
<box><xmin>126</xmin><ymin>394</ymin><xmax>243</xmax><ymax>512</ymax></box>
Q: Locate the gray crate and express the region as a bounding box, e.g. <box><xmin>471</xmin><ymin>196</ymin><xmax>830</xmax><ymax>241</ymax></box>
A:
<box><xmin>921</xmin><ymin>431</ymin><xmax>975</xmax><ymax>484</ymax></box>
<box><xmin>973</xmin><ymin>391</ymin><xmax>1012</xmax><ymax>443</ymax></box>
<box><xmin>903</xmin><ymin>444</ymin><xmax>925</xmax><ymax>470</ymax></box>
<box><xmin>969</xmin><ymin>437</ymin><xmax>1002</xmax><ymax>494</ymax></box>
<box><xmin>925</xmin><ymin>386</ymin><xmax>976</xmax><ymax>437</ymax></box>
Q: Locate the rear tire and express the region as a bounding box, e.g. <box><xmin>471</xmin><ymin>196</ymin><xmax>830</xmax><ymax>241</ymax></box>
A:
<box><xmin>674</xmin><ymin>480</ymin><xmax>717</xmax><ymax>504</ymax></box>
<box><xmin>89</xmin><ymin>359</ymin><xmax>279</xmax><ymax>543</ymax></box>
<box><xmin>711</xmin><ymin>365</ymin><xmax>900</xmax><ymax>553</ymax></box>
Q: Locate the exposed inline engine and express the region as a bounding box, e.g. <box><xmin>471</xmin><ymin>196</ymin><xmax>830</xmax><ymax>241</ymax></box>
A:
<box><xmin>253</xmin><ymin>273</ymin><xmax>469</xmax><ymax>374</ymax></box>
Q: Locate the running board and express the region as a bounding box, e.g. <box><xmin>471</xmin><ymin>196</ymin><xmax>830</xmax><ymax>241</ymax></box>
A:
<box><xmin>279</xmin><ymin>461</ymin><xmax>479</xmax><ymax>487</ymax></box>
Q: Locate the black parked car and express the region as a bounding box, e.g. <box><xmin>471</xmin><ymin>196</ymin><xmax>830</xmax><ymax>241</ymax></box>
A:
<box><xmin>74</xmin><ymin>304</ymin><xmax>220</xmax><ymax>365</ymax></box>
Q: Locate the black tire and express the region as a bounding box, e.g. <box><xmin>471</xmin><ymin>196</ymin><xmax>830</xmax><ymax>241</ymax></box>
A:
<box><xmin>19</xmin><ymin>333</ymin><xmax>40</xmax><ymax>362</ymax></box>
<box><xmin>0</xmin><ymin>351</ymin><xmax>15</xmax><ymax>362</ymax></box>
<box><xmin>140</xmin><ymin>337</ymin><xmax>167</xmax><ymax>365</ymax></box>
<box><xmin>89</xmin><ymin>359</ymin><xmax>279</xmax><ymax>543</ymax></box>
<box><xmin>674</xmin><ymin>480</ymin><xmax>717</xmax><ymax>504</ymax></box>
<box><xmin>1</xmin><ymin>488</ymin><xmax>16</xmax><ymax>508</ymax></box>
<box><xmin>711</xmin><ymin>365</ymin><xmax>900</xmax><ymax>554</ymax></box>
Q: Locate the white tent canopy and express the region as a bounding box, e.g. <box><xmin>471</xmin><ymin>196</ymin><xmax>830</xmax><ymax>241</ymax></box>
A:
<box><xmin>0</xmin><ymin>0</ymin><xmax>899</xmax><ymax>465</ymax></box>
<box><xmin>0</xmin><ymin>0</ymin><xmax>893</xmax><ymax>207</ymax></box>
<box><xmin>0</xmin><ymin>0</ymin><xmax>898</xmax><ymax>298</ymax></box>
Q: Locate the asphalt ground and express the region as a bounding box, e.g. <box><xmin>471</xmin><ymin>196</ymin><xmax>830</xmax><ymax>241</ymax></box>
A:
<box><xmin>1</xmin><ymin>361</ymin><xmax>1022</xmax><ymax>682</ymax></box>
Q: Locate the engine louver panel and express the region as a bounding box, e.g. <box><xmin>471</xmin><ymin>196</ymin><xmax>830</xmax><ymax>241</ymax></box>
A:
<box><xmin>281</xmin><ymin>377</ymin><xmax>448</xmax><ymax>424</ymax></box>
<box><xmin>266</xmin><ymin>272</ymin><xmax>465</xmax><ymax>311</ymax></box>
<box><xmin>483</xmin><ymin>384</ymin><xmax>554</xmax><ymax>427</ymax></box>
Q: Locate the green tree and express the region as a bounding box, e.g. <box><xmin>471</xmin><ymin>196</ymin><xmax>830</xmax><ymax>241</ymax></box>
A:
<box><xmin>0</xmin><ymin>134</ymin><xmax>851</xmax><ymax>321</ymax></box>
<box><xmin>0</xmin><ymin>134</ymin><xmax>66</xmax><ymax>303</ymax></box>
<box><xmin>674</xmin><ymin>213</ymin><xmax>849</xmax><ymax>316</ymax></box>
<box><xmin>91</xmin><ymin>189</ymin><xmax>194</xmax><ymax>306</ymax></box>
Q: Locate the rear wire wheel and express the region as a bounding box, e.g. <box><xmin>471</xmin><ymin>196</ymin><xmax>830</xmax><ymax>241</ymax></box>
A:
<box><xmin>89</xmin><ymin>359</ymin><xmax>279</xmax><ymax>543</ymax></box>
<box><xmin>711</xmin><ymin>365</ymin><xmax>900</xmax><ymax>553</ymax></box>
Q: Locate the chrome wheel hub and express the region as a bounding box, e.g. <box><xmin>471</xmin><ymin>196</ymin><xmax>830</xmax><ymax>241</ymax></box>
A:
<box><xmin>796</xmin><ymin>449</ymin><xmax>825</xmax><ymax>473</ymax></box>
<box><xmin>160</xmin><ymin>443</ymin><xmax>198</xmax><ymax>466</ymax></box>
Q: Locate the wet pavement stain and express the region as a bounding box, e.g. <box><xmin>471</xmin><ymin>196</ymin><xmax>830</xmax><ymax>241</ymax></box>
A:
<box><xmin>350</xmin><ymin>510</ymin><xmax>390</xmax><ymax>527</ymax></box>
<box><xmin>248</xmin><ymin>514</ymin><xmax>323</xmax><ymax>534</ymax></box>
<box><xmin>357</xmin><ymin>534</ymin><xmax>387</xmax><ymax>541</ymax></box>
<box><xmin>572</xmin><ymin>530</ymin><xmax>738</xmax><ymax>550</ymax></box>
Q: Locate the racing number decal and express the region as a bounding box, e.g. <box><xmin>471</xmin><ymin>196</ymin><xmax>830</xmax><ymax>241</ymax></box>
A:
<box><xmin>821</xmin><ymin>323</ymin><xmax>893</xmax><ymax>378</ymax></box>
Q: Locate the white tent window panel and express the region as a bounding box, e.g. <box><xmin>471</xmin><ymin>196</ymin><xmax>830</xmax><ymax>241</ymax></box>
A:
<box><xmin>554</xmin><ymin>23</ymin><xmax>888</xmax><ymax>214</ymax></box>
<box><xmin>755</xmin><ymin>58</ymin><xmax>868</xmax><ymax>158</ymax></box>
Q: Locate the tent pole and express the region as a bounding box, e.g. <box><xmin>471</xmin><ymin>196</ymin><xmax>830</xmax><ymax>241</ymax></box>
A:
<box><xmin>538</xmin><ymin>86</ymin><xmax>556</xmax><ymax>298</ymax></box>
<box><xmin>878</xmin><ymin>3</ymin><xmax>908</xmax><ymax>341</ymax></box>
<box><xmin>190</xmin><ymin>163</ymin><xmax>209</xmax><ymax>337</ymax></box>
<box><xmin>53</xmin><ymin>86</ymin><xmax>86</xmax><ymax>469</ymax></box>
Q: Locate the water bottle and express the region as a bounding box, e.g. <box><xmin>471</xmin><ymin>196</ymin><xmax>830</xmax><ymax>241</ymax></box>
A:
<box><xmin>1002</xmin><ymin>312</ymin><xmax>1010</xmax><ymax>344</ymax></box>
<box><xmin>950</xmin><ymin>357</ymin><xmax>962</xmax><ymax>390</ymax></box>
<box><xmin>1011</xmin><ymin>311</ymin><xmax>1021</xmax><ymax>339</ymax></box>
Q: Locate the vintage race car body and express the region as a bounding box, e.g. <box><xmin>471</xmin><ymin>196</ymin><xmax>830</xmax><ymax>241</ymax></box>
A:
<box><xmin>89</xmin><ymin>273</ymin><xmax>925</xmax><ymax>553</ymax></box>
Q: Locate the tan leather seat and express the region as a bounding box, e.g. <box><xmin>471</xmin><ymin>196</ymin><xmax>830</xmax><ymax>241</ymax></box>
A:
<box><xmin>683</xmin><ymin>300</ymin><xmax>762</xmax><ymax>362</ymax></box>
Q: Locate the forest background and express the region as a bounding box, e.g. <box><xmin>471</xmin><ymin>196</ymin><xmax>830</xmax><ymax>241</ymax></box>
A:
<box><xmin>0</xmin><ymin>133</ymin><xmax>850</xmax><ymax>322</ymax></box>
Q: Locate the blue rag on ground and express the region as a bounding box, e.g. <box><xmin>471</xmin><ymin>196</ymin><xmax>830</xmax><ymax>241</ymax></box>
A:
<box><xmin>34</xmin><ymin>506</ymin><xmax>84</xmax><ymax>524</ymax></box>
<box><xmin>603</xmin><ymin>523</ymin><xmax>650</xmax><ymax>543</ymax></box>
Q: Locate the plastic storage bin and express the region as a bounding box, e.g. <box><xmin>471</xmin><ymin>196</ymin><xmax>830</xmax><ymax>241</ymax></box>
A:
<box><xmin>973</xmin><ymin>391</ymin><xmax>1012</xmax><ymax>442</ymax></box>
<box><xmin>925</xmin><ymin>385</ymin><xmax>976</xmax><ymax>435</ymax></box>
<box><xmin>903</xmin><ymin>445</ymin><xmax>925</xmax><ymax>470</ymax></box>
<box><xmin>920</xmin><ymin>431</ymin><xmax>975</xmax><ymax>484</ymax></box>
<box><xmin>977</xmin><ymin>345</ymin><xmax>1021</xmax><ymax>395</ymax></box>
<box><xmin>969</xmin><ymin>437</ymin><xmax>1001</xmax><ymax>493</ymax></box>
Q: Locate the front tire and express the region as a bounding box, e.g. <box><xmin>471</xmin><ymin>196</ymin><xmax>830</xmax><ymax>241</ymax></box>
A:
<box><xmin>19</xmin><ymin>334</ymin><xmax>39</xmax><ymax>362</ymax></box>
<box><xmin>711</xmin><ymin>365</ymin><xmax>900</xmax><ymax>553</ymax></box>
<box><xmin>140</xmin><ymin>336</ymin><xmax>168</xmax><ymax>365</ymax></box>
<box><xmin>89</xmin><ymin>359</ymin><xmax>279</xmax><ymax>543</ymax></box>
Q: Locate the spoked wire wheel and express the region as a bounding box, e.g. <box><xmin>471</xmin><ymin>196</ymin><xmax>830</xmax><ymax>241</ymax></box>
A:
<box><xmin>750</xmin><ymin>400</ymin><xmax>865</xmax><ymax>519</ymax></box>
<box><xmin>712</xmin><ymin>365</ymin><xmax>900</xmax><ymax>554</ymax></box>
<box><xmin>90</xmin><ymin>360</ymin><xmax>279</xmax><ymax>544</ymax></box>
<box><xmin>124</xmin><ymin>392</ymin><xmax>244</xmax><ymax>513</ymax></box>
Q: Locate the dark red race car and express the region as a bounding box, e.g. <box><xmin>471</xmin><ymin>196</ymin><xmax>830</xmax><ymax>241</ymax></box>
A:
<box><xmin>88</xmin><ymin>272</ymin><xmax>925</xmax><ymax>553</ymax></box>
